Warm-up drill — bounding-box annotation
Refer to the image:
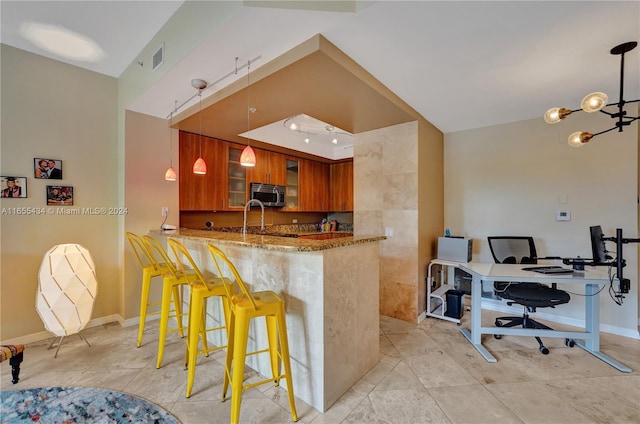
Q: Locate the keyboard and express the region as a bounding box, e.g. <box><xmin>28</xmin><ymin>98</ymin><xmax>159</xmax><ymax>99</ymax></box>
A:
<box><xmin>522</xmin><ymin>266</ymin><xmax>574</xmax><ymax>274</ymax></box>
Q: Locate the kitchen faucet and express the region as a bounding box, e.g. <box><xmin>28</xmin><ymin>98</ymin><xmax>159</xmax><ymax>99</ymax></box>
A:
<box><xmin>243</xmin><ymin>199</ymin><xmax>265</xmax><ymax>234</ymax></box>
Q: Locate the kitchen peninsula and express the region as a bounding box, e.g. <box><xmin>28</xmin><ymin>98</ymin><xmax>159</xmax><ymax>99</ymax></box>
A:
<box><xmin>152</xmin><ymin>228</ymin><xmax>384</xmax><ymax>412</ymax></box>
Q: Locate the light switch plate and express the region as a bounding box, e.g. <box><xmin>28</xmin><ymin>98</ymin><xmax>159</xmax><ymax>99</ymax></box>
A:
<box><xmin>556</xmin><ymin>210</ymin><xmax>571</xmax><ymax>221</ymax></box>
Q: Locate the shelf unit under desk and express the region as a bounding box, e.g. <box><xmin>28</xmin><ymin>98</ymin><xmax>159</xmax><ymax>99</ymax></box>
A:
<box><xmin>426</xmin><ymin>259</ymin><xmax>467</xmax><ymax>324</ymax></box>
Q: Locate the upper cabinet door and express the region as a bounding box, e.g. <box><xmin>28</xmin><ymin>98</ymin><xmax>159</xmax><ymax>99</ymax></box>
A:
<box><xmin>246</xmin><ymin>149</ymin><xmax>287</xmax><ymax>186</ymax></box>
<box><xmin>267</xmin><ymin>152</ymin><xmax>288</xmax><ymax>186</ymax></box>
<box><xmin>285</xmin><ymin>159</ymin><xmax>299</xmax><ymax>210</ymax></box>
<box><xmin>228</xmin><ymin>144</ymin><xmax>247</xmax><ymax>209</ymax></box>
<box><xmin>245</xmin><ymin>148</ymin><xmax>270</xmax><ymax>184</ymax></box>
<box><xmin>179</xmin><ymin>132</ymin><xmax>228</xmax><ymax>211</ymax></box>
<box><xmin>299</xmin><ymin>159</ymin><xmax>329</xmax><ymax>211</ymax></box>
<box><xmin>330</xmin><ymin>161</ymin><xmax>353</xmax><ymax>211</ymax></box>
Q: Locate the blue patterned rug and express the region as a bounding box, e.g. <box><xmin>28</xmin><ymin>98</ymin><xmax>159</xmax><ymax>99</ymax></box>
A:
<box><xmin>0</xmin><ymin>386</ymin><xmax>180</xmax><ymax>423</ymax></box>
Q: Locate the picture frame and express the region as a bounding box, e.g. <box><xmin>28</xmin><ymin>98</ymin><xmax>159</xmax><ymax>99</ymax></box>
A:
<box><xmin>46</xmin><ymin>185</ymin><xmax>73</xmax><ymax>205</ymax></box>
<box><xmin>34</xmin><ymin>158</ymin><xmax>63</xmax><ymax>179</ymax></box>
<box><xmin>0</xmin><ymin>176</ymin><xmax>27</xmax><ymax>198</ymax></box>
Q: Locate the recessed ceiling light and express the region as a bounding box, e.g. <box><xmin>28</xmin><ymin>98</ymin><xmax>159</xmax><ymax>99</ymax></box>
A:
<box><xmin>20</xmin><ymin>22</ymin><xmax>105</xmax><ymax>62</ymax></box>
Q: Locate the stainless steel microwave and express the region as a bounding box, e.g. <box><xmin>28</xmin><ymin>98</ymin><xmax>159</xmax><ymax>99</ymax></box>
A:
<box><xmin>249</xmin><ymin>182</ymin><xmax>286</xmax><ymax>207</ymax></box>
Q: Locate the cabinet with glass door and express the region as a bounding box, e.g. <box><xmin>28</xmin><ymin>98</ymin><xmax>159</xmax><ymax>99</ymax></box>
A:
<box><xmin>228</xmin><ymin>145</ymin><xmax>247</xmax><ymax>208</ymax></box>
<box><xmin>286</xmin><ymin>159</ymin><xmax>299</xmax><ymax>209</ymax></box>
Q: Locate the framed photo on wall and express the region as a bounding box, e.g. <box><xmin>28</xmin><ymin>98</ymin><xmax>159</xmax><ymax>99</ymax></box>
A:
<box><xmin>34</xmin><ymin>158</ymin><xmax>63</xmax><ymax>179</ymax></box>
<box><xmin>0</xmin><ymin>176</ymin><xmax>27</xmax><ymax>198</ymax></box>
<box><xmin>46</xmin><ymin>185</ymin><xmax>73</xmax><ymax>205</ymax></box>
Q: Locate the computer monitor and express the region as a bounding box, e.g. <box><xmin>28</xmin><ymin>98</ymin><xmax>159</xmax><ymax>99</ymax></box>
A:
<box><xmin>590</xmin><ymin>225</ymin><xmax>610</xmax><ymax>264</ymax></box>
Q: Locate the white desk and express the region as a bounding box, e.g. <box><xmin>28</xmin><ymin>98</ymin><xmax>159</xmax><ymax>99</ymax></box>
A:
<box><xmin>459</xmin><ymin>263</ymin><xmax>631</xmax><ymax>373</ymax></box>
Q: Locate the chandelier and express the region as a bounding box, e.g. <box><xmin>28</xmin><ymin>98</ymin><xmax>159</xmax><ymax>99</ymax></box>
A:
<box><xmin>544</xmin><ymin>41</ymin><xmax>639</xmax><ymax>147</ymax></box>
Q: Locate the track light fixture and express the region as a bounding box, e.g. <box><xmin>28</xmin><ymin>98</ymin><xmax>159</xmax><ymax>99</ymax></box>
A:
<box><xmin>544</xmin><ymin>41</ymin><xmax>639</xmax><ymax>147</ymax></box>
<box><xmin>283</xmin><ymin>114</ymin><xmax>352</xmax><ymax>145</ymax></box>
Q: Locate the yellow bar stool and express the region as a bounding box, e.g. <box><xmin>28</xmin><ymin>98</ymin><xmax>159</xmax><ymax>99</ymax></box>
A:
<box><xmin>143</xmin><ymin>235</ymin><xmax>199</xmax><ymax>368</ymax></box>
<box><xmin>207</xmin><ymin>244</ymin><xmax>298</xmax><ymax>424</ymax></box>
<box><xmin>125</xmin><ymin>232</ymin><xmax>180</xmax><ymax>348</ymax></box>
<box><xmin>167</xmin><ymin>238</ymin><xmax>230</xmax><ymax>398</ymax></box>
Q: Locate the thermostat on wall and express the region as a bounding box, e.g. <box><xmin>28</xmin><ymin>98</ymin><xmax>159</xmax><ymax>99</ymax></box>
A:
<box><xmin>555</xmin><ymin>210</ymin><xmax>571</xmax><ymax>221</ymax></box>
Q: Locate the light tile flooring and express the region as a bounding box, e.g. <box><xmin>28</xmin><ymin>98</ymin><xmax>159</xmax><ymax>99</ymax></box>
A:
<box><xmin>2</xmin><ymin>311</ymin><xmax>639</xmax><ymax>423</ymax></box>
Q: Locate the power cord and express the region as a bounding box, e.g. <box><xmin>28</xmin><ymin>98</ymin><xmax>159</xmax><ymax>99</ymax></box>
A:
<box><xmin>608</xmin><ymin>264</ymin><xmax>625</xmax><ymax>305</ymax></box>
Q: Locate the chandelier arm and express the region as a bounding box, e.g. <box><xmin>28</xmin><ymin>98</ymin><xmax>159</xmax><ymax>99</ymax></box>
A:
<box><xmin>598</xmin><ymin>109</ymin><xmax>616</xmax><ymax>117</ymax></box>
<box><xmin>592</xmin><ymin>126</ymin><xmax>620</xmax><ymax>138</ymax></box>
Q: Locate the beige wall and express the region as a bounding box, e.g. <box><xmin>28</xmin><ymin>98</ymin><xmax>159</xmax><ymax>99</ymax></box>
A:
<box><xmin>355</xmin><ymin>120</ymin><xmax>444</xmax><ymax>322</ymax></box>
<box><xmin>123</xmin><ymin>111</ymin><xmax>180</xmax><ymax>325</ymax></box>
<box><xmin>0</xmin><ymin>45</ymin><xmax>120</xmax><ymax>341</ymax></box>
<box><xmin>444</xmin><ymin>108</ymin><xmax>639</xmax><ymax>336</ymax></box>
<box><xmin>417</xmin><ymin>119</ymin><xmax>445</xmax><ymax>316</ymax></box>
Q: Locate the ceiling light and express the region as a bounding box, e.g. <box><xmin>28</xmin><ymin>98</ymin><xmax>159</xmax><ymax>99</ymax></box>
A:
<box><xmin>240</xmin><ymin>58</ymin><xmax>256</xmax><ymax>167</ymax></box>
<box><xmin>544</xmin><ymin>41</ymin><xmax>639</xmax><ymax>147</ymax></box>
<box><xmin>304</xmin><ymin>136</ymin><xmax>310</xmax><ymax>144</ymax></box>
<box><xmin>20</xmin><ymin>22</ymin><xmax>105</xmax><ymax>62</ymax></box>
<box><xmin>332</xmin><ymin>136</ymin><xmax>338</xmax><ymax>144</ymax></box>
<box><xmin>192</xmin><ymin>79</ymin><xmax>207</xmax><ymax>174</ymax></box>
<box><xmin>289</xmin><ymin>122</ymin><xmax>298</xmax><ymax>131</ymax></box>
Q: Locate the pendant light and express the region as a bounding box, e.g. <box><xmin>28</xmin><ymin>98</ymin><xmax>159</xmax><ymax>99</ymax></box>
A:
<box><xmin>240</xmin><ymin>59</ymin><xmax>256</xmax><ymax>167</ymax></box>
<box><xmin>192</xmin><ymin>79</ymin><xmax>207</xmax><ymax>174</ymax></box>
<box><xmin>164</xmin><ymin>109</ymin><xmax>177</xmax><ymax>181</ymax></box>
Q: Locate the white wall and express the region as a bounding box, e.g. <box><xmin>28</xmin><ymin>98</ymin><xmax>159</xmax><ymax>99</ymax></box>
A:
<box><xmin>444</xmin><ymin>109</ymin><xmax>639</xmax><ymax>337</ymax></box>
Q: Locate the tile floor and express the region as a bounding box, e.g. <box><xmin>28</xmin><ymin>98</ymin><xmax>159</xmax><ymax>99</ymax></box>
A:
<box><xmin>2</xmin><ymin>311</ymin><xmax>639</xmax><ymax>423</ymax></box>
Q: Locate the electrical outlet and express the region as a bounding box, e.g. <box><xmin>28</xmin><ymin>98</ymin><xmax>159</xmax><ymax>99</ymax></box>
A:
<box><xmin>292</xmin><ymin>219</ymin><xmax>298</xmax><ymax>223</ymax></box>
<box><xmin>161</xmin><ymin>206</ymin><xmax>169</xmax><ymax>217</ymax></box>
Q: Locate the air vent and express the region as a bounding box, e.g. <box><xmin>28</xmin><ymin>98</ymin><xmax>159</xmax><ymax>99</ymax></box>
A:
<box><xmin>152</xmin><ymin>43</ymin><xmax>164</xmax><ymax>72</ymax></box>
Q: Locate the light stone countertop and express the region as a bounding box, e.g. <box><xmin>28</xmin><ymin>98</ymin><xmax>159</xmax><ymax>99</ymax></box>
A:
<box><xmin>151</xmin><ymin>228</ymin><xmax>385</xmax><ymax>252</ymax></box>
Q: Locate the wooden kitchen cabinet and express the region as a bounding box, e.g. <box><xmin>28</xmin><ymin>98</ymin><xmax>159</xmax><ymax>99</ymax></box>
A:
<box><xmin>179</xmin><ymin>132</ymin><xmax>228</xmax><ymax>210</ymax></box>
<box><xmin>179</xmin><ymin>132</ymin><xmax>353</xmax><ymax>213</ymax></box>
<box><xmin>246</xmin><ymin>149</ymin><xmax>287</xmax><ymax>186</ymax></box>
<box><xmin>285</xmin><ymin>159</ymin><xmax>299</xmax><ymax>209</ymax></box>
<box><xmin>299</xmin><ymin>159</ymin><xmax>329</xmax><ymax>211</ymax></box>
<box><xmin>330</xmin><ymin>160</ymin><xmax>353</xmax><ymax>211</ymax></box>
<box><xmin>227</xmin><ymin>144</ymin><xmax>247</xmax><ymax>208</ymax></box>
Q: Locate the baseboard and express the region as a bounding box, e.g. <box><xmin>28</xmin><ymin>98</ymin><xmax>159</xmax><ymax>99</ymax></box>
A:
<box><xmin>121</xmin><ymin>313</ymin><xmax>160</xmax><ymax>329</ymax></box>
<box><xmin>416</xmin><ymin>310</ymin><xmax>426</xmax><ymax>323</ymax></box>
<box><xmin>1</xmin><ymin>314</ymin><xmax>124</xmax><ymax>346</ymax></box>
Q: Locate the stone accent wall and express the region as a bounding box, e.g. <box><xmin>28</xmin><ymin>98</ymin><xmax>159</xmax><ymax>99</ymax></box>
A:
<box><xmin>354</xmin><ymin>121</ymin><xmax>419</xmax><ymax>321</ymax></box>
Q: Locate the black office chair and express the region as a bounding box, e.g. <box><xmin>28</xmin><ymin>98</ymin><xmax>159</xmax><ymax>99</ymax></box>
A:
<box><xmin>487</xmin><ymin>236</ymin><xmax>571</xmax><ymax>355</ymax></box>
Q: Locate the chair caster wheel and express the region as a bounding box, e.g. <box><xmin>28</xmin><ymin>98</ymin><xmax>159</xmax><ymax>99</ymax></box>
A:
<box><xmin>565</xmin><ymin>338</ymin><xmax>575</xmax><ymax>348</ymax></box>
<box><xmin>494</xmin><ymin>334</ymin><xmax>502</xmax><ymax>339</ymax></box>
<box><xmin>539</xmin><ymin>346</ymin><xmax>549</xmax><ymax>355</ymax></box>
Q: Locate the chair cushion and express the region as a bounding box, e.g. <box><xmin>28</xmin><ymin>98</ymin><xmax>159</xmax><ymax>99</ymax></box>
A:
<box><xmin>501</xmin><ymin>283</ymin><xmax>570</xmax><ymax>308</ymax></box>
<box><xmin>0</xmin><ymin>345</ymin><xmax>25</xmax><ymax>362</ymax></box>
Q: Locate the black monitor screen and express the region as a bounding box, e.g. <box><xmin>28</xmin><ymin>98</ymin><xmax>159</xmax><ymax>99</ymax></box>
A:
<box><xmin>590</xmin><ymin>225</ymin><xmax>609</xmax><ymax>264</ymax></box>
